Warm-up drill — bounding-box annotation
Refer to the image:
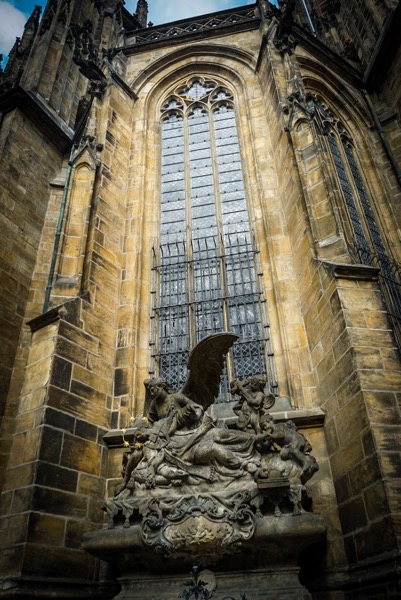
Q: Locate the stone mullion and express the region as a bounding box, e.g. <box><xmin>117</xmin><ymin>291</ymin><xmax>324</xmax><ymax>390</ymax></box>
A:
<box><xmin>208</xmin><ymin>102</ymin><xmax>231</xmax><ymax>352</ymax></box>
<box><xmin>183</xmin><ymin>106</ymin><xmax>195</xmax><ymax>349</ymax></box>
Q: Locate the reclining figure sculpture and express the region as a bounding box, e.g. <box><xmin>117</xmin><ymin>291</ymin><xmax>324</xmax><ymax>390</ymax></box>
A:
<box><xmin>102</xmin><ymin>333</ymin><xmax>319</xmax><ymax>563</ymax></box>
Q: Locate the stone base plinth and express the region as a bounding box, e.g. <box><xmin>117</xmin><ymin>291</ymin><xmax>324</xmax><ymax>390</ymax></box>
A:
<box><xmin>114</xmin><ymin>568</ymin><xmax>311</xmax><ymax>600</ymax></box>
<box><xmin>82</xmin><ymin>513</ymin><xmax>326</xmax><ymax>599</ymax></box>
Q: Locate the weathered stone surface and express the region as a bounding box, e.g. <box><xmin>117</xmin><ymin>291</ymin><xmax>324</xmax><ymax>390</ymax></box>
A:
<box><xmin>1</xmin><ymin>1</ymin><xmax>401</xmax><ymax>598</ymax></box>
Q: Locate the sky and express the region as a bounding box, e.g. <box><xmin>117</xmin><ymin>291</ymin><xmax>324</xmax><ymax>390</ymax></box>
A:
<box><xmin>0</xmin><ymin>0</ymin><xmax>256</xmax><ymax>66</ymax></box>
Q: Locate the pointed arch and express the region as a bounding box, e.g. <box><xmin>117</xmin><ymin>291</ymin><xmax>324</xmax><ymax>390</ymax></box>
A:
<box><xmin>300</xmin><ymin>89</ymin><xmax>401</xmax><ymax>348</ymax></box>
<box><xmin>129</xmin><ymin>43</ymin><xmax>258</xmax><ymax>96</ymax></box>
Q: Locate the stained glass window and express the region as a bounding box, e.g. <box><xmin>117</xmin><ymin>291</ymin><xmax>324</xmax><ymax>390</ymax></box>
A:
<box><xmin>151</xmin><ymin>79</ymin><xmax>276</xmax><ymax>398</ymax></box>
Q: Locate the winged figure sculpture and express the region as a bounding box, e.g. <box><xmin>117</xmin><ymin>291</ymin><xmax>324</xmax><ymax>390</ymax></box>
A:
<box><xmin>143</xmin><ymin>332</ymin><xmax>238</xmax><ymax>433</ymax></box>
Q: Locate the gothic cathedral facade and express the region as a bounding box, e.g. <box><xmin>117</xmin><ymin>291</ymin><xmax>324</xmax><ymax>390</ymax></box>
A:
<box><xmin>1</xmin><ymin>0</ymin><xmax>401</xmax><ymax>598</ymax></box>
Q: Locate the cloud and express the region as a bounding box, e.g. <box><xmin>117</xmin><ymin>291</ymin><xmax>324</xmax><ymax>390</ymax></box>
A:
<box><xmin>0</xmin><ymin>1</ymin><xmax>27</xmax><ymax>58</ymax></box>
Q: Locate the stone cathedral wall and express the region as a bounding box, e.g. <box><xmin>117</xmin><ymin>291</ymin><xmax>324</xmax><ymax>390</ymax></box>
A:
<box><xmin>1</xmin><ymin>2</ymin><xmax>401</xmax><ymax>598</ymax></box>
<box><xmin>0</xmin><ymin>111</ymin><xmax>64</xmax><ymax>468</ymax></box>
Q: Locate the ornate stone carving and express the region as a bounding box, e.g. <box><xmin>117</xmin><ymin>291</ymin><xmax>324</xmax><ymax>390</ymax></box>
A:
<box><xmin>102</xmin><ymin>334</ymin><xmax>320</xmax><ymax>566</ymax></box>
<box><xmin>141</xmin><ymin>491</ymin><xmax>257</xmax><ymax>563</ymax></box>
<box><xmin>273</xmin><ymin>0</ymin><xmax>298</xmax><ymax>54</ymax></box>
<box><xmin>67</xmin><ymin>20</ymin><xmax>98</xmax><ymax>66</ymax></box>
<box><xmin>58</xmin><ymin>0</ymin><xmax>72</xmax><ymax>25</ymax></box>
<box><xmin>39</xmin><ymin>0</ymin><xmax>58</xmax><ymax>35</ymax></box>
<box><xmin>88</xmin><ymin>77</ymin><xmax>107</xmax><ymax>97</ymax></box>
<box><xmin>66</xmin><ymin>19</ymin><xmax>107</xmax><ymax>92</ymax></box>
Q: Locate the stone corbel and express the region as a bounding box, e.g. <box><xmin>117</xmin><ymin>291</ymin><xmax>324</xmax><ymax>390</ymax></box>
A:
<box><xmin>317</xmin><ymin>259</ymin><xmax>380</xmax><ymax>281</ymax></box>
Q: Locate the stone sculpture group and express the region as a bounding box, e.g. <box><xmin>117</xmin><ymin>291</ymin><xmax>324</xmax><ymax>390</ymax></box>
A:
<box><xmin>102</xmin><ymin>333</ymin><xmax>319</xmax><ymax>564</ymax></box>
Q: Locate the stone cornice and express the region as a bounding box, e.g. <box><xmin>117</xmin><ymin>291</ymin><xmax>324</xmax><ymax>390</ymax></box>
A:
<box><xmin>319</xmin><ymin>260</ymin><xmax>380</xmax><ymax>281</ymax></box>
<box><xmin>103</xmin><ymin>405</ymin><xmax>325</xmax><ymax>448</ymax></box>
<box><xmin>121</xmin><ymin>6</ymin><xmax>259</xmax><ymax>54</ymax></box>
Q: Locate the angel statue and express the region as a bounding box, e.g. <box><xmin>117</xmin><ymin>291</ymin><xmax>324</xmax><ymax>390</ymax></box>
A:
<box><xmin>114</xmin><ymin>333</ymin><xmax>264</xmax><ymax>485</ymax></box>
<box><xmin>143</xmin><ymin>332</ymin><xmax>239</xmax><ymax>436</ymax></box>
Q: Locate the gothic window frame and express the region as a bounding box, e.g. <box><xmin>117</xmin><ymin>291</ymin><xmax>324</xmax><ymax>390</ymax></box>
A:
<box><xmin>150</xmin><ymin>76</ymin><xmax>277</xmax><ymax>398</ymax></box>
<box><xmin>313</xmin><ymin>95</ymin><xmax>401</xmax><ymax>345</ymax></box>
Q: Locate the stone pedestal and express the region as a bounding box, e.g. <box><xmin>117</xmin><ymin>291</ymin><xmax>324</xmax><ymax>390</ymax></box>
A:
<box><xmin>82</xmin><ymin>513</ymin><xmax>326</xmax><ymax>599</ymax></box>
<box><xmin>113</xmin><ymin>569</ymin><xmax>311</xmax><ymax>600</ymax></box>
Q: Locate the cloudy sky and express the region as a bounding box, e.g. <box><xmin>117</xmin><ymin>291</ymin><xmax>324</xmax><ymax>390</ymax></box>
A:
<box><xmin>0</xmin><ymin>0</ymin><xmax>257</xmax><ymax>66</ymax></box>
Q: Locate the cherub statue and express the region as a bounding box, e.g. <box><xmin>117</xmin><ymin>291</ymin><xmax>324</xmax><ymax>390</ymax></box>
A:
<box><xmin>256</xmin><ymin>414</ymin><xmax>318</xmax><ymax>481</ymax></box>
<box><xmin>230</xmin><ymin>374</ymin><xmax>275</xmax><ymax>433</ymax></box>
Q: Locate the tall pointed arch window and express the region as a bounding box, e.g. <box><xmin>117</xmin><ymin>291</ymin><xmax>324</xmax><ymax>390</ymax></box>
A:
<box><xmin>313</xmin><ymin>97</ymin><xmax>401</xmax><ymax>345</ymax></box>
<box><xmin>150</xmin><ymin>78</ymin><xmax>276</xmax><ymax>397</ymax></box>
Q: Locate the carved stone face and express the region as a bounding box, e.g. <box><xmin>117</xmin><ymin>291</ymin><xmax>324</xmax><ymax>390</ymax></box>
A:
<box><xmin>148</xmin><ymin>383</ymin><xmax>167</xmax><ymax>401</ymax></box>
<box><xmin>260</xmin><ymin>415</ymin><xmax>274</xmax><ymax>431</ymax></box>
<box><xmin>249</xmin><ymin>375</ymin><xmax>266</xmax><ymax>391</ymax></box>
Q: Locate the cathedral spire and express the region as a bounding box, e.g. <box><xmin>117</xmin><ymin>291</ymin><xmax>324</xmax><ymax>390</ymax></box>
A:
<box><xmin>135</xmin><ymin>0</ymin><xmax>148</xmax><ymax>28</ymax></box>
<box><xmin>23</xmin><ymin>5</ymin><xmax>42</xmax><ymax>39</ymax></box>
<box><xmin>2</xmin><ymin>4</ymin><xmax>41</xmax><ymax>83</ymax></box>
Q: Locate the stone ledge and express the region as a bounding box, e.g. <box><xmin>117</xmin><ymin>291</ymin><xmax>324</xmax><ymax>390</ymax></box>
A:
<box><xmin>82</xmin><ymin>512</ymin><xmax>327</xmax><ymax>573</ymax></box>
<box><xmin>0</xmin><ymin>576</ymin><xmax>118</xmax><ymax>599</ymax></box>
<box><xmin>27</xmin><ymin>296</ymin><xmax>88</xmax><ymax>332</ymax></box>
<box><xmin>27</xmin><ymin>306</ymin><xmax>62</xmax><ymax>333</ymax></box>
<box><xmin>318</xmin><ymin>260</ymin><xmax>380</xmax><ymax>281</ymax></box>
